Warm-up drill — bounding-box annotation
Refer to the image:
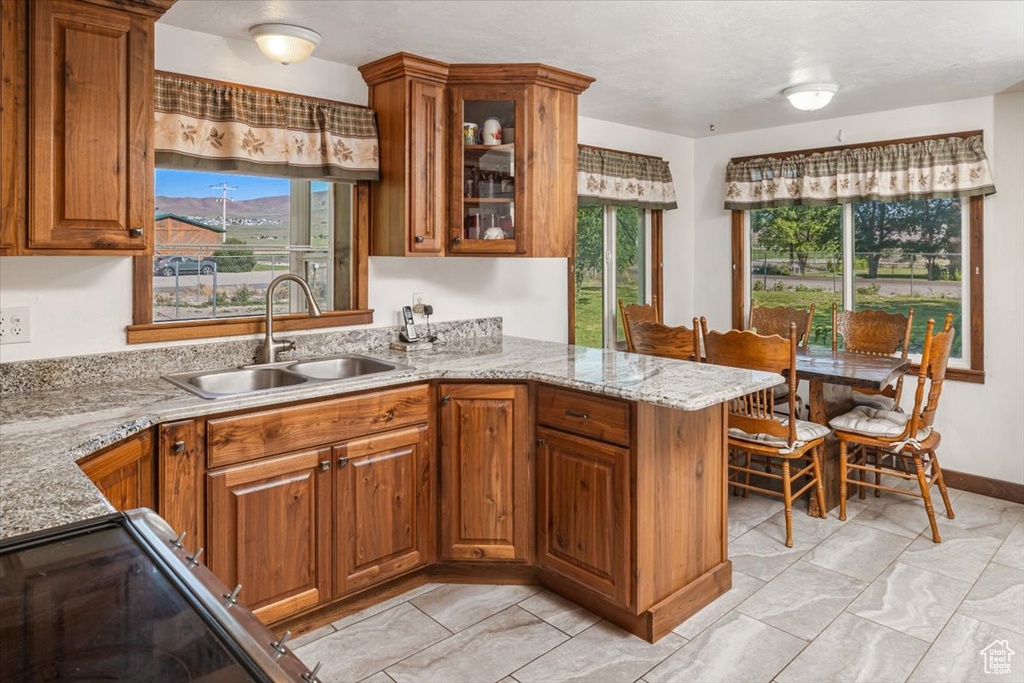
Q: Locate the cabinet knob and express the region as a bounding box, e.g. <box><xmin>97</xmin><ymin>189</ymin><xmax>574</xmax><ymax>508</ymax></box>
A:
<box><xmin>414</xmin><ymin>235</ymin><xmax>425</xmax><ymax>244</ymax></box>
<box><xmin>453</xmin><ymin>237</ymin><xmax>462</xmax><ymax>244</ymax></box>
<box><xmin>130</xmin><ymin>226</ymin><xmax>144</xmax><ymax>238</ymax></box>
<box><xmin>338</xmin><ymin>456</ymin><xmax>349</xmax><ymax>468</ymax></box>
<box><xmin>319</xmin><ymin>460</ymin><xmax>331</xmax><ymax>472</ymax></box>
<box><xmin>441</xmin><ymin>395</ymin><xmax>451</xmax><ymax>405</ymax></box>
<box><xmin>536</xmin><ymin>438</ymin><xmax>545</xmax><ymax>446</ymax></box>
<box><xmin>171</xmin><ymin>440</ymin><xmax>186</xmax><ymax>455</ymax></box>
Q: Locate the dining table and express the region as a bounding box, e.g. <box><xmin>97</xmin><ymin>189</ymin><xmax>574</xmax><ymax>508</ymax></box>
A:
<box><xmin>794</xmin><ymin>346</ymin><xmax>911</xmax><ymax>514</ymax></box>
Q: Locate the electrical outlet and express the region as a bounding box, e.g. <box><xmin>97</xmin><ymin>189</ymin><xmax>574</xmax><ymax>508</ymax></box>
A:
<box><xmin>412</xmin><ymin>292</ymin><xmax>427</xmax><ymax>316</ymax></box>
<box><xmin>0</xmin><ymin>306</ymin><xmax>31</xmax><ymax>344</ymax></box>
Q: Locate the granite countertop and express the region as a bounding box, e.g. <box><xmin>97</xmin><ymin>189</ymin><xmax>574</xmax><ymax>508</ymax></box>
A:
<box><xmin>0</xmin><ymin>335</ymin><xmax>781</xmax><ymax>540</ymax></box>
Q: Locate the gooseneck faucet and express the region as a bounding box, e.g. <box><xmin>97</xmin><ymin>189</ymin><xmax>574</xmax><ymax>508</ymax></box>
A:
<box><xmin>256</xmin><ymin>274</ymin><xmax>323</xmax><ymax>365</ymax></box>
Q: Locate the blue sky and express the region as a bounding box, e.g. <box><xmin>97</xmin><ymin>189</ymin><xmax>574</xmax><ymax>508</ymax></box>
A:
<box><xmin>155</xmin><ymin>169</ymin><xmax>289</xmax><ymax>200</ymax></box>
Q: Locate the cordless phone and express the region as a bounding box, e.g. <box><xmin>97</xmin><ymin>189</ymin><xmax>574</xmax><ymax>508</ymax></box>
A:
<box><xmin>400</xmin><ymin>306</ymin><xmax>421</xmax><ymax>343</ymax></box>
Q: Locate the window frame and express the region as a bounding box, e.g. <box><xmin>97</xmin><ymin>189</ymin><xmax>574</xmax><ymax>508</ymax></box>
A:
<box><xmin>731</xmin><ymin>194</ymin><xmax>985</xmax><ymax>384</ymax></box>
<box><xmin>127</xmin><ymin>180</ymin><xmax>372</xmax><ymax>344</ymax></box>
<box><xmin>568</xmin><ymin>206</ymin><xmax>664</xmax><ymax>349</ymax></box>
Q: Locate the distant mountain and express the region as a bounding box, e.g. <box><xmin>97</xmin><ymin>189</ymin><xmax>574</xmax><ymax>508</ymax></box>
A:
<box><xmin>155</xmin><ymin>190</ymin><xmax>332</xmax><ymax>221</ymax></box>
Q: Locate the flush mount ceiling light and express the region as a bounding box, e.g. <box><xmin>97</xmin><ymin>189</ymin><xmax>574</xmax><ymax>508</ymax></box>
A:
<box><xmin>249</xmin><ymin>23</ymin><xmax>322</xmax><ymax>65</ymax></box>
<box><xmin>782</xmin><ymin>83</ymin><xmax>839</xmax><ymax>112</ymax></box>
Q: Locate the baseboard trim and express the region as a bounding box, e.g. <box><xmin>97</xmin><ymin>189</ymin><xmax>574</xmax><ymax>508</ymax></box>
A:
<box><xmin>944</xmin><ymin>468</ymin><xmax>1024</xmax><ymax>505</ymax></box>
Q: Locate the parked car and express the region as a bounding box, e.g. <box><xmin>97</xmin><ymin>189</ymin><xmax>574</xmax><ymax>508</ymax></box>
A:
<box><xmin>153</xmin><ymin>256</ymin><xmax>217</xmax><ymax>276</ymax></box>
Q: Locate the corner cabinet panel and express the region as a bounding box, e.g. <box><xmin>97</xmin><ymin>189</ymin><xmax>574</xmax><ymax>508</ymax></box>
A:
<box><xmin>408</xmin><ymin>80</ymin><xmax>445</xmax><ymax>253</ymax></box>
<box><xmin>334</xmin><ymin>425</ymin><xmax>432</xmax><ymax>594</ymax></box>
<box><xmin>207</xmin><ymin>448</ymin><xmax>332</xmax><ymax>624</ymax></box>
<box><xmin>158</xmin><ymin>419</ymin><xmax>204</xmax><ymax>552</ymax></box>
<box><xmin>78</xmin><ymin>429</ymin><xmax>154</xmax><ymax>512</ymax></box>
<box><xmin>536</xmin><ymin>427</ymin><xmax>632</xmax><ymax>609</ymax></box>
<box><xmin>0</xmin><ymin>0</ymin><xmax>26</xmax><ymax>254</ymax></box>
<box><xmin>28</xmin><ymin>0</ymin><xmax>151</xmax><ymax>252</ymax></box>
<box><xmin>439</xmin><ymin>383</ymin><xmax>531</xmax><ymax>561</ymax></box>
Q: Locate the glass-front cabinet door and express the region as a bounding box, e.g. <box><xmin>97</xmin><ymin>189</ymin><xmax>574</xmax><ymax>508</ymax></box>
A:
<box><xmin>450</xmin><ymin>86</ymin><xmax>526</xmax><ymax>254</ymax></box>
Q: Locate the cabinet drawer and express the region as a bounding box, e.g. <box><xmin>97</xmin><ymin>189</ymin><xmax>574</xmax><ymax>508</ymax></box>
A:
<box><xmin>207</xmin><ymin>384</ymin><xmax>430</xmax><ymax>468</ymax></box>
<box><xmin>536</xmin><ymin>386</ymin><xmax>631</xmax><ymax>447</ymax></box>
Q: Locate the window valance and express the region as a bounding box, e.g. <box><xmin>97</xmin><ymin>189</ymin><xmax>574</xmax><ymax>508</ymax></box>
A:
<box><xmin>578</xmin><ymin>146</ymin><xmax>678</xmax><ymax>210</ymax></box>
<box><xmin>723</xmin><ymin>133</ymin><xmax>996</xmax><ymax>210</ymax></box>
<box><xmin>154</xmin><ymin>72</ymin><xmax>380</xmax><ymax>181</ymax></box>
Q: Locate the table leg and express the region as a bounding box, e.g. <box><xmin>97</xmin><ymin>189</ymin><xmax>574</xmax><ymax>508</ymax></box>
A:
<box><xmin>808</xmin><ymin>381</ymin><xmax>855</xmax><ymax>514</ymax></box>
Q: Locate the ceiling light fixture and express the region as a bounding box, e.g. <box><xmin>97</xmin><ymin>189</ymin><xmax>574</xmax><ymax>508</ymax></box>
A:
<box><xmin>782</xmin><ymin>83</ymin><xmax>839</xmax><ymax>112</ymax></box>
<box><xmin>249</xmin><ymin>23</ymin><xmax>322</xmax><ymax>65</ymax></box>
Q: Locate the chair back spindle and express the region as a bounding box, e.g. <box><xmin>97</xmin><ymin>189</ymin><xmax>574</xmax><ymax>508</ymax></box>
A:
<box><xmin>907</xmin><ymin>314</ymin><xmax>956</xmax><ymax>437</ymax></box>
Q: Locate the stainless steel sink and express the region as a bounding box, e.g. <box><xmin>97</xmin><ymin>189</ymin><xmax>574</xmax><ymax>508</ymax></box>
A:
<box><xmin>163</xmin><ymin>354</ymin><xmax>412</xmax><ymax>399</ymax></box>
<box><xmin>288</xmin><ymin>355</ymin><xmax>400</xmax><ymax>380</ymax></box>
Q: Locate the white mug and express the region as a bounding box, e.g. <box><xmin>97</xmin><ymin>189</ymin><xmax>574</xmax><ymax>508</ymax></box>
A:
<box><xmin>481</xmin><ymin>117</ymin><xmax>502</xmax><ymax>145</ymax></box>
<box><xmin>483</xmin><ymin>227</ymin><xmax>505</xmax><ymax>240</ymax></box>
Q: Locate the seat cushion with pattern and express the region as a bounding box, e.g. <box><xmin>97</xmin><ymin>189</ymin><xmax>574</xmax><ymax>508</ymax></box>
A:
<box><xmin>852</xmin><ymin>391</ymin><xmax>897</xmax><ymax>411</ymax></box>
<box><xmin>729</xmin><ymin>418</ymin><xmax>830</xmax><ymax>448</ymax></box>
<box><xmin>829</xmin><ymin>405</ymin><xmax>929</xmax><ymax>440</ymax></box>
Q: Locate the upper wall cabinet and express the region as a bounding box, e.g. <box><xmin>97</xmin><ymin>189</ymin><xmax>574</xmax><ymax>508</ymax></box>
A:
<box><xmin>1</xmin><ymin>0</ymin><xmax>172</xmax><ymax>256</ymax></box>
<box><xmin>360</xmin><ymin>53</ymin><xmax>593</xmax><ymax>258</ymax></box>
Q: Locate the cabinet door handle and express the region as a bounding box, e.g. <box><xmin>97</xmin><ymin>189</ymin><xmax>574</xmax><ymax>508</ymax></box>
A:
<box><xmin>319</xmin><ymin>460</ymin><xmax>331</xmax><ymax>472</ymax></box>
<box><xmin>441</xmin><ymin>395</ymin><xmax>451</xmax><ymax>405</ymax></box>
<box><xmin>171</xmin><ymin>440</ymin><xmax>186</xmax><ymax>455</ymax></box>
<box><xmin>536</xmin><ymin>438</ymin><xmax>545</xmax><ymax>446</ymax></box>
<box><xmin>564</xmin><ymin>410</ymin><xmax>590</xmax><ymax>420</ymax></box>
<box><xmin>338</xmin><ymin>456</ymin><xmax>349</xmax><ymax>468</ymax></box>
<box><xmin>415</xmin><ymin>235</ymin><xmax>425</xmax><ymax>244</ymax></box>
<box><xmin>130</xmin><ymin>226</ymin><xmax>144</xmax><ymax>238</ymax></box>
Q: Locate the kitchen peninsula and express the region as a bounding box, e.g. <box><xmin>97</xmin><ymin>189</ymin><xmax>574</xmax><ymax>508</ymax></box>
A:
<box><xmin>0</xmin><ymin>322</ymin><xmax>780</xmax><ymax>642</ymax></box>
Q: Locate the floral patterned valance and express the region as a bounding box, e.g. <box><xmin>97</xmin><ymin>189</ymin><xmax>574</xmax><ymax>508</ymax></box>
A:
<box><xmin>723</xmin><ymin>134</ymin><xmax>996</xmax><ymax>210</ymax></box>
<box><xmin>154</xmin><ymin>72</ymin><xmax>379</xmax><ymax>181</ymax></box>
<box><xmin>578</xmin><ymin>146</ymin><xmax>678</xmax><ymax>210</ymax></box>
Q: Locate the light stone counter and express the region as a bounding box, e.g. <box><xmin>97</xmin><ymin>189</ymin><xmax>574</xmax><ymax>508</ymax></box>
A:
<box><xmin>0</xmin><ymin>334</ymin><xmax>781</xmax><ymax>540</ymax></box>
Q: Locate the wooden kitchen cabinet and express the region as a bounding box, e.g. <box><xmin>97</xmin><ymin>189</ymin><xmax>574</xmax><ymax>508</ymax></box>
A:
<box><xmin>158</xmin><ymin>419</ymin><xmax>204</xmax><ymax>551</ymax></box>
<box><xmin>359</xmin><ymin>53</ymin><xmax>448</xmax><ymax>256</ymax></box>
<box><xmin>207</xmin><ymin>448</ymin><xmax>332</xmax><ymax>624</ymax></box>
<box><xmin>334</xmin><ymin>425</ymin><xmax>433</xmax><ymax>594</ymax></box>
<box><xmin>536</xmin><ymin>427</ymin><xmax>632</xmax><ymax>609</ymax></box>
<box><xmin>0</xmin><ymin>0</ymin><xmax>26</xmax><ymax>255</ymax></box>
<box><xmin>439</xmin><ymin>383</ymin><xmax>531</xmax><ymax>561</ymax></box>
<box><xmin>77</xmin><ymin>429</ymin><xmax>154</xmax><ymax>511</ymax></box>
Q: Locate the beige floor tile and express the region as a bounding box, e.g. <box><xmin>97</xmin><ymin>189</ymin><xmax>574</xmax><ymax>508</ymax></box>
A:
<box><xmin>899</xmin><ymin>525</ymin><xmax>1002</xmax><ymax>583</ymax></box>
<box><xmin>728</xmin><ymin>523</ymin><xmax>820</xmax><ymax>581</ymax></box>
<box><xmin>290</xmin><ymin>623</ymin><xmax>335</xmax><ymax>649</ymax></box>
<box><xmin>850</xmin><ymin>495</ymin><xmax>933</xmax><ymax>539</ymax></box>
<box><xmin>518</xmin><ymin>589</ymin><xmax>600</xmax><ymax>636</ymax></box>
<box><xmin>776</xmin><ymin>612</ymin><xmax>929</xmax><ymax>683</ymax></box>
<box><xmin>728</xmin><ymin>492</ymin><xmax>783</xmax><ymax>538</ymax></box>
<box><xmin>410</xmin><ymin>583</ymin><xmax>541</xmax><ymax>632</ymax></box>
<box><xmin>737</xmin><ymin>561</ymin><xmax>867</xmax><ymax>640</ymax></box>
<box><xmin>295</xmin><ymin>602</ymin><xmax>450</xmax><ymax>683</ymax></box>
<box><xmin>958</xmin><ymin>562</ymin><xmax>1024</xmax><ymax>635</ymax></box>
<box><xmin>765</xmin><ymin>497</ymin><xmax>868</xmax><ymax>545</ymax></box>
<box><xmin>331</xmin><ymin>582</ymin><xmax>443</xmax><ymax>631</ymax></box>
<box><xmin>512</xmin><ymin>620</ymin><xmax>685</xmax><ymax>683</ymax></box>
<box><xmin>849</xmin><ymin>562</ymin><xmax>972</xmax><ymax>641</ymax></box>
<box><xmin>804</xmin><ymin>521</ymin><xmax>912</xmax><ymax>582</ymax></box>
<box><xmin>942</xmin><ymin>492</ymin><xmax>1024</xmax><ymax>541</ymax></box>
<box><xmin>359</xmin><ymin>673</ymin><xmax>396</xmax><ymax>683</ymax></box>
<box><xmin>645</xmin><ymin>612</ymin><xmax>806</xmax><ymax>683</ymax></box>
<box><xmin>909</xmin><ymin>613</ymin><xmax>1024</xmax><ymax>682</ymax></box>
<box><xmin>673</xmin><ymin>570</ymin><xmax>764</xmax><ymax>640</ymax></box>
<box><xmin>992</xmin><ymin>521</ymin><xmax>1024</xmax><ymax>570</ymax></box>
<box><xmin>386</xmin><ymin>606</ymin><xmax>567</xmax><ymax>683</ymax></box>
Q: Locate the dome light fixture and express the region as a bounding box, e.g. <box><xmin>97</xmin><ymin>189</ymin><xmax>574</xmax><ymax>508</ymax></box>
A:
<box><xmin>249</xmin><ymin>23</ymin><xmax>322</xmax><ymax>65</ymax></box>
<box><xmin>782</xmin><ymin>83</ymin><xmax>839</xmax><ymax>112</ymax></box>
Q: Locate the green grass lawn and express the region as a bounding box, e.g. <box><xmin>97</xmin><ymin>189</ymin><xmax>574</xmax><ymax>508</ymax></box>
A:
<box><xmin>574</xmin><ymin>282</ymin><xmax>638</xmax><ymax>349</ymax></box>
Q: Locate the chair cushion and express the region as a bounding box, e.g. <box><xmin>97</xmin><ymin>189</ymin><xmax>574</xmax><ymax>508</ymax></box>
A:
<box><xmin>830</xmin><ymin>405</ymin><xmax>928</xmax><ymax>440</ymax></box>
<box><xmin>729</xmin><ymin>418</ymin><xmax>830</xmax><ymax>448</ymax></box>
<box><xmin>852</xmin><ymin>392</ymin><xmax>897</xmax><ymax>411</ymax></box>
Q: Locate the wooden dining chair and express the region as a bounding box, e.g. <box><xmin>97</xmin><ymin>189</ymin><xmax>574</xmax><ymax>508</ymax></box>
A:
<box><xmin>832</xmin><ymin>303</ymin><xmax>914</xmax><ymax>411</ymax></box>
<box><xmin>748</xmin><ymin>305</ymin><xmax>815</xmax><ymax>418</ymax></box>
<box><xmin>619</xmin><ymin>296</ymin><xmax>660</xmax><ymax>353</ymax></box>
<box><xmin>701</xmin><ymin>318</ymin><xmax>828</xmax><ymax>547</ymax></box>
<box><xmin>627</xmin><ymin>318</ymin><xmax>701</xmax><ymax>361</ymax></box>
<box><xmin>829</xmin><ymin>314</ymin><xmax>956</xmax><ymax>543</ymax></box>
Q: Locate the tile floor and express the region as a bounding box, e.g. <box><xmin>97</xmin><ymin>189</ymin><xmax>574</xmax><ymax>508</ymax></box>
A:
<box><xmin>294</xmin><ymin>486</ymin><xmax>1024</xmax><ymax>683</ymax></box>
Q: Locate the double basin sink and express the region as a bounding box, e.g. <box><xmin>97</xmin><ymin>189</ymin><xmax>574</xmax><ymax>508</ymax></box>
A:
<box><xmin>163</xmin><ymin>354</ymin><xmax>413</xmax><ymax>399</ymax></box>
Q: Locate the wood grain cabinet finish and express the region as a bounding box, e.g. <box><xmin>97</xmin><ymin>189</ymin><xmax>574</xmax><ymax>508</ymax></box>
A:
<box><xmin>27</xmin><ymin>0</ymin><xmax>152</xmax><ymax>253</ymax></box>
<box><xmin>439</xmin><ymin>383</ymin><xmax>531</xmax><ymax>562</ymax></box>
<box><xmin>334</xmin><ymin>425</ymin><xmax>432</xmax><ymax>594</ymax></box>
<box><xmin>359</xmin><ymin>53</ymin><xmax>448</xmax><ymax>256</ymax></box>
<box><xmin>207</xmin><ymin>448</ymin><xmax>332</xmax><ymax>624</ymax></box>
<box><xmin>77</xmin><ymin>429</ymin><xmax>154</xmax><ymax>511</ymax></box>
<box><xmin>158</xmin><ymin>419</ymin><xmax>204</xmax><ymax>551</ymax></box>
<box><xmin>0</xmin><ymin>0</ymin><xmax>26</xmax><ymax>254</ymax></box>
<box><xmin>536</xmin><ymin>427</ymin><xmax>631</xmax><ymax>608</ymax></box>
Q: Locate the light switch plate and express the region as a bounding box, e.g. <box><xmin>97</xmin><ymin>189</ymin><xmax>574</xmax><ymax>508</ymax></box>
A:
<box><xmin>0</xmin><ymin>306</ymin><xmax>31</xmax><ymax>344</ymax></box>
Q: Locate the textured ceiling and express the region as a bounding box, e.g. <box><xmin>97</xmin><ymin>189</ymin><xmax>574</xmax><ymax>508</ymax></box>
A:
<box><xmin>160</xmin><ymin>0</ymin><xmax>1024</xmax><ymax>137</ymax></box>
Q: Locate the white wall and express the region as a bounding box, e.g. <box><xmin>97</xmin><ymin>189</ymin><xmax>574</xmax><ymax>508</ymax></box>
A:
<box><xmin>0</xmin><ymin>24</ymin><xmax>691</xmax><ymax>361</ymax></box>
<box><xmin>692</xmin><ymin>94</ymin><xmax>1024</xmax><ymax>484</ymax></box>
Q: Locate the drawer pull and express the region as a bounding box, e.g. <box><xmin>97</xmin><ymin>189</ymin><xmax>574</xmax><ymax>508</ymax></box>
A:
<box><xmin>384</xmin><ymin>408</ymin><xmax>395</xmax><ymax>422</ymax></box>
<box><xmin>565</xmin><ymin>410</ymin><xmax>590</xmax><ymax>420</ymax></box>
<box><xmin>171</xmin><ymin>440</ymin><xmax>186</xmax><ymax>455</ymax></box>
